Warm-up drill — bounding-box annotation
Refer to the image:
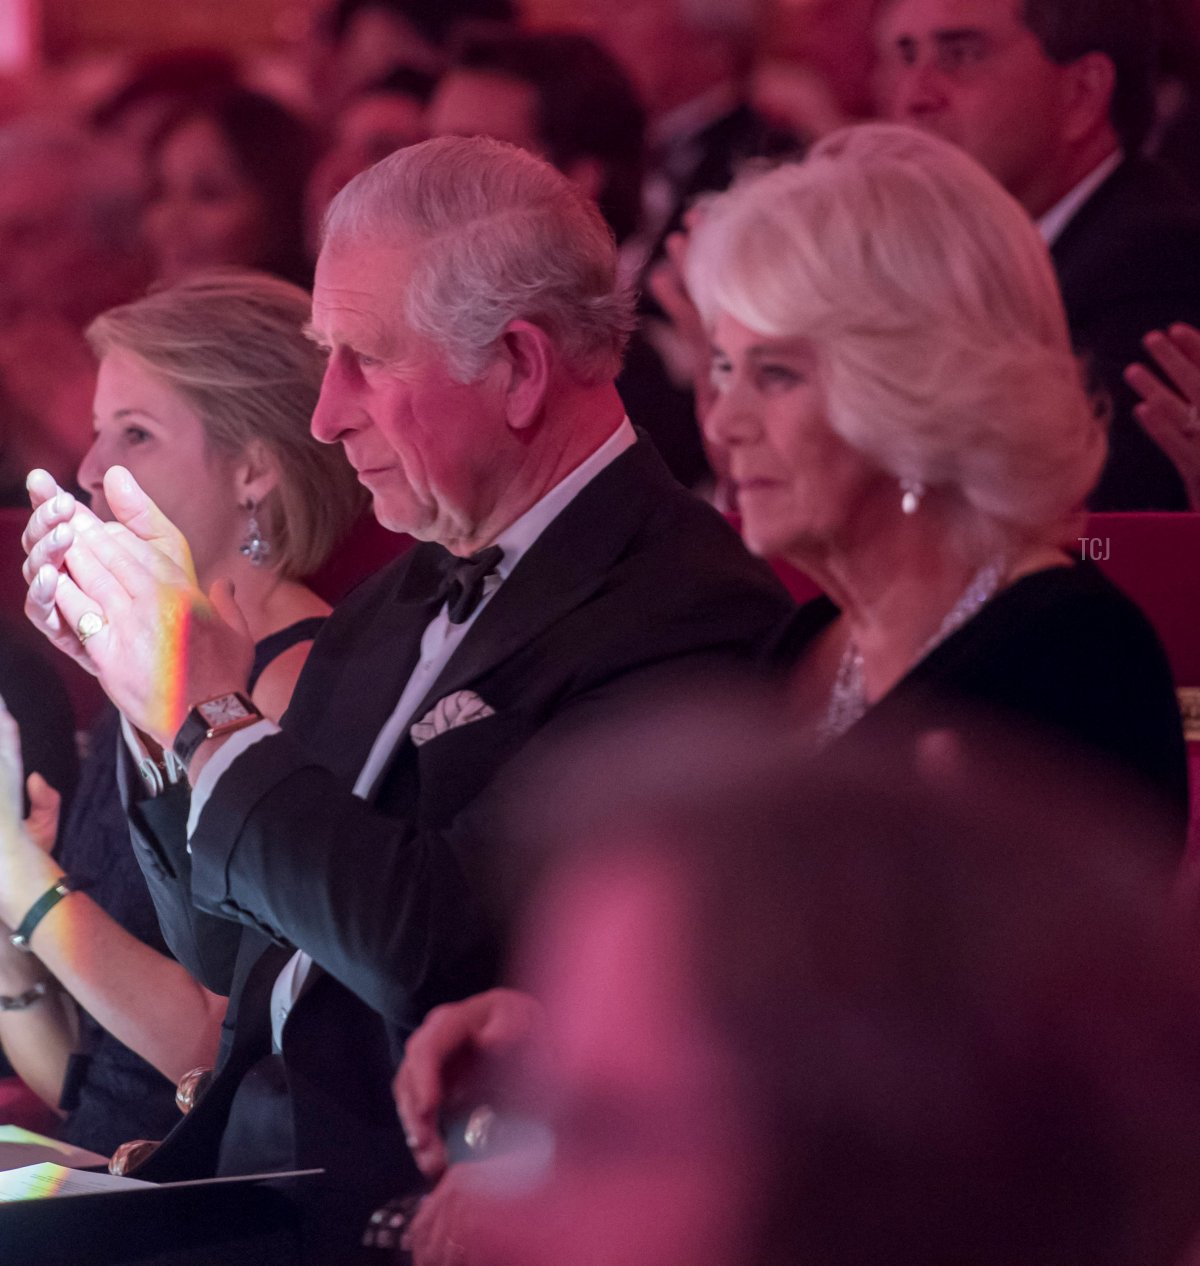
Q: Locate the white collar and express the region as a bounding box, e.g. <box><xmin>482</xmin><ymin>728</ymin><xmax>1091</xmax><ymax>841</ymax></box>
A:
<box><xmin>650</xmin><ymin>82</ymin><xmax>739</xmax><ymax>156</ymax></box>
<box><xmin>1037</xmin><ymin>150</ymin><xmax>1123</xmax><ymax>247</ymax></box>
<box><xmin>490</xmin><ymin>418</ymin><xmax>637</xmax><ymax>578</ymax></box>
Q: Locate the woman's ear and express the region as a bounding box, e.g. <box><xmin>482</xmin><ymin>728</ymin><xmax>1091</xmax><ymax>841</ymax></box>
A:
<box><xmin>234</xmin><ymin>439</ymin><xmax>280</xmax><ymax>508</ymax></box>
<box><xmin>499</xmin><ymin>320</ymin><xmax>556</xmax><ymax>432</ymax></box>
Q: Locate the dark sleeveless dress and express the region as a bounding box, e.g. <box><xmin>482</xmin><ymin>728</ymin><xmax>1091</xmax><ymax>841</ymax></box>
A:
<box><xmin>55</xmin><ymin>618</ymin><xmax>325</xmax><ymax>1155</ymax></box>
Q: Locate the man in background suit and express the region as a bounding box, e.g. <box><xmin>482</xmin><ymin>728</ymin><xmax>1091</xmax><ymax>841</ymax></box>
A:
<box><xmin>17</xmin><ymin>135</ymin><xmax>791</xmax><ymax>1257</ymax></box>
<box><xmin>427</xmin><ymin>27</ymin><xmax>711</xmax><ymax>492</ymax></box>
<box><xmin>877</xmin><ymin>0</ymin><xmax>1200</xmax><ymax>511</ymax></box>
<box><xmin>574</xmin><ymin>0</ymin><xmax>800</xmax><ymax>494</ymax></box>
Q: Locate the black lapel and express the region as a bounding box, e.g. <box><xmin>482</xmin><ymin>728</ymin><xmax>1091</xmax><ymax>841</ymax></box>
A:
<box><xmin>402</xmin><ymin>437</ymin><xmax>671</xmax><ymax>733</ymax></box>
<box><xmin>281</xmin><ymin>444</ymin><xmax>669</xmax><ymax>1015</ymax></box>
<box><xmin>1049</xmin><ymin>160</ymin><xmax>1133</xmax><ymax>277</ymax></box>
<box><xmin>301</xmin><ymin>544</ymin><xmax>449</xmax><ymax>781</ymax></box>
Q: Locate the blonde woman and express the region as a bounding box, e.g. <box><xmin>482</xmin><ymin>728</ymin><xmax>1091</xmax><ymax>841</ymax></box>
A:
<box><xmin>689</xmin><ymin>124</ymin><xmax>1186</xmax><ymax>830</ymax></box>
<box><xmin>0</xmin><ymin>271</ymin><xmax>363</xmax><ymax>1155</ymax></box>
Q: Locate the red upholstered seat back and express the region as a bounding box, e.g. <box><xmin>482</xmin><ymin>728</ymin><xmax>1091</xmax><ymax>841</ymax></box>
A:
<box><xmin>1082</xmin><ymin>513</ymin><xmax>1200</xmax><ymax>688</ymax></box>
<box><xmin>1083</xmin><ymin>514</ymin><xmax>1200</xmax><ymax>864</ymax></box>
<box><xmin>306</xmin><ymin>511</ymin><xmax>413</xmax><ymax>605</ymax></box>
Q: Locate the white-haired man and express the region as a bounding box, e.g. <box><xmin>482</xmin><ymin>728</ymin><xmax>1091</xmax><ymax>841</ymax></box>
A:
<box><xmin>14</xmin><ymin>136</ymin><xmax>790</xmax><ymax>1255</ymax></box>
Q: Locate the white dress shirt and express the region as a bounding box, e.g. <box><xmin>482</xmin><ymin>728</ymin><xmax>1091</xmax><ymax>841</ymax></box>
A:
<box><xmin>1037</xmin><ymin>150</ymin><xmax>1123</xmax><ymax>247</ymax></box>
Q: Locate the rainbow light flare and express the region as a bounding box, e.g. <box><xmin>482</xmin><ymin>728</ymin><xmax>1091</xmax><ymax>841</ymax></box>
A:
<box><xmin>147</xmin><ymin>577</ymin><xmax>192</xmax><ymax>746</ymax></box>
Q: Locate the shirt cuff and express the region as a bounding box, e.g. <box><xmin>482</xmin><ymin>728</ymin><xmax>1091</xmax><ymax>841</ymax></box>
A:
<box><xmin>185</xmin><ymin>719</ymin><xmax>279</xmax><ymax>840</ymax></box>
<box><xmin>119</xmin><ymin>713</ymin><xmax>186</xmax><ymax>796</ymax></box>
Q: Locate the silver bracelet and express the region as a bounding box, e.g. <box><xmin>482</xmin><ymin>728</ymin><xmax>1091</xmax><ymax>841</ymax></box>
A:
<box><xmin>0</xmin><ymin>981</ymin><xmax>48</xmax><ymax>1012</ymax></box>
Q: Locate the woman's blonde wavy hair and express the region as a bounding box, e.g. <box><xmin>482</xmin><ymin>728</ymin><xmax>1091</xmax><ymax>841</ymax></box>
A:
<box><xmin>687</xmin><ymin>123</ymin><xmax>1106</xmax><ymax>551</ymax></box>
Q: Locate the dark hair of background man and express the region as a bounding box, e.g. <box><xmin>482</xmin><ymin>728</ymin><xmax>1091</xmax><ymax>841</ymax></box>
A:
<box><xmin>1021</xmin><ymin>0</ymin><xmax>1160</xmax><ymax>153</ymax></box>
<box><xmin>326</xmin><ymin>0</ymin><xmax>516</xmax><ymax>50</ymax></box>
<box><xmin>451</xmin><ymin>27</ymin><xmax>648</xmax><ymax>244</ymax></box>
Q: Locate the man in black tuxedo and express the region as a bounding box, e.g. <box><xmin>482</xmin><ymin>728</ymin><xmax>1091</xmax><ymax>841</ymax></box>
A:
<box><xmin>18</xmin><ymin>135</ymin><xmax>791</xmax><ymax>1256</ymax></box>
<box><xmin>877</xmin><ymin>0</ymin><xmax>1200</xmax><ymax>511</ymax></box>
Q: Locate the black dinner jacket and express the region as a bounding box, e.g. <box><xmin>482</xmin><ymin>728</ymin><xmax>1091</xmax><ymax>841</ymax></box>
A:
<box><xmin>119</xmin><ymin>436</ymin><xmax>792</xmax><ymax>1211</ymax></box>
<box><xmin>1051</xmin><ymin>156</ymin><xmax>1200</xmax><ymax>510</ymax></box>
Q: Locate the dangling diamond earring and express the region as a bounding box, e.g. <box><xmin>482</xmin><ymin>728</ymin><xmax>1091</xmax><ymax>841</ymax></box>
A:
<box><xmin>240</xmin><ymin>502</ymin><xmax>271</xmax><ymax>567</ymax></box>
<box><xmin>900</xmin><ymin>477</ymin><xmax>925</xmax><ymax>516</ymax></box>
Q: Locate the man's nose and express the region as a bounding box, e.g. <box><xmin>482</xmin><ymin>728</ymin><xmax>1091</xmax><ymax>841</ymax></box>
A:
<box><xmin>881</xmin><ymin>56</ymin><xmax>949</xmax><ymax>120</ymax></box>
<box><xmin>310</xmin><ymin>352</ymin><xmax>358</xmax><ymax>444</ymax></box>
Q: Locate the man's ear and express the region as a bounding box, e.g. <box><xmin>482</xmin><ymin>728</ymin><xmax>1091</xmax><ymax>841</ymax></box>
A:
<box><xmin>234</xmin><ymin>439</ymin><xmax>280</xmax><ymax>509</ymax></box>
<box><xmin>499</xmin><ymin>320</ymin><xmax>555</xmax><ymax>432</ymax></box>
<box><xmin>1060</xmin><ymin>51</ymin><xmax>1117</xmax><ymax>145</ymax></box>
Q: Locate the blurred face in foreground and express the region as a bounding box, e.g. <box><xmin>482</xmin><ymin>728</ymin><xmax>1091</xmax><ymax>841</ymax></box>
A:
<box><xmin>478</xmin><ymin>854</ymin><xmax>757</xmax><ymax>1266</ymax></box>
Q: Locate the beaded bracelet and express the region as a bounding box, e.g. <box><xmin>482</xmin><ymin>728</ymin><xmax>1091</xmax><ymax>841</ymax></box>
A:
<box><xmin>9</xmin><ymin>878</ymin><xmax>74</xmax><ymax>952</ymax></box>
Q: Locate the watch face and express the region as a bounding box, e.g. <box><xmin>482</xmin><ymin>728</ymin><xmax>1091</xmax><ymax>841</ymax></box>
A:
<box><xmin>198</xmin><ymin>694</ymin><xmax>253</xmax><ymax>727</ymax></box>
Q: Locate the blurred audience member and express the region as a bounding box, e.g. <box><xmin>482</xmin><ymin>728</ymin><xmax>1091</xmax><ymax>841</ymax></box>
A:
<box><xmin>427</xmin><ymin>28</ymin><xmax>706</xmax><ymax>486</ymax></box>
<box><xmin>308</xmin><ymin>0</ymin><xmax>516</xmax><ymax>110</ymax></box>
<box><xmin>89</xmin><ymin>48</ymin><xmax>242</xmax><ymax>158</ymax></box>
<box><xmin>143</xmin><ymin>88</ymin><xmax>318</xmax><ymax>287</ymax></box>
<box><xmin>1149</xmin><ymin>0</ymin><xmax>1200</xmax><ymax>193</ymax></box>
<box><xmin>0</xmin><ymin>620</ymin><xmax>77</xmax><ymax>1089</ymax></box>
<box><xmin>1126</xmin><ymin>321</ymin><xmax>1200</xmax><ymax>509</ymax></box>
<box><xmin>0</xmin><ymin>124</ymin><xmax>145</xmax><ymax>334</ymax></box>
<box><xmin>685</xmin><ymin>124</ymin><xmax>1186</xmax><ymax>833</ymax></box>
<box><xmin>573</xmin><ymin>0</ymin><xmax>798</xmax><ymax>488</ymax></box>
<box><xmin>575</xmin><ymin>0</ymin><xmax>798</xmax><ymax>272</ymax></box>
<box><xmin>0</xmin><ymin>625</ymin><xmax>78</xmax><ymax>822</ymax></box>
<box><xmin>752</xmin><ymin>0</ymin><xmax>881</xmax><ymax>140</ymax></box>
<box><xmin>0</xmin><ymin>125</ymin><xmax>147</xmax><ymax>486</ymax></box>
<box><xmin>875</xmin><ymin>0</ymin><xmax>1200</xmax><ymax>511</ymax></box>
<box><xmin>395</xmin><ymin>702</ymin><xmax>1200</xmax><ymax>1266</ymax></box>
<box><xmin>431</xmin><ymin>30</ymin><xmax>644</xmax><ymax>246</ymax></box>
<box><xmin>305</xmin><ymin>66</ymin><xmax>436</xmax><ymax>252</ymax></box>
<box><xmin>0</xmin><ymin>272</ymin><xmax>362</xmax><ymax>1158</ymax></box>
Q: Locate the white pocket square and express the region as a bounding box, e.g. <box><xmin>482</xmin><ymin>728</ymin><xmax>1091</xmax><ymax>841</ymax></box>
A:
<box><xmin>410</xmin><ymin>690</ymin><xmax>496</xmax><ymax>747</ymax></box>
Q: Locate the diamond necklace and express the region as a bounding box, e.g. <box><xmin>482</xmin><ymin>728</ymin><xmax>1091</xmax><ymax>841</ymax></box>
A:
<box><xmin>818</xmin><ymin>557</ymin><xmax>1008</xmax><ymax>746</ymax></box>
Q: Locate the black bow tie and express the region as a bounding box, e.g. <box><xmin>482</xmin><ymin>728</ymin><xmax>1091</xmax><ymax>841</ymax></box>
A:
<box><xmin>438</xmin><ymin>545</ymin><xmax>504</xmax><ymax>624</ymax></box>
